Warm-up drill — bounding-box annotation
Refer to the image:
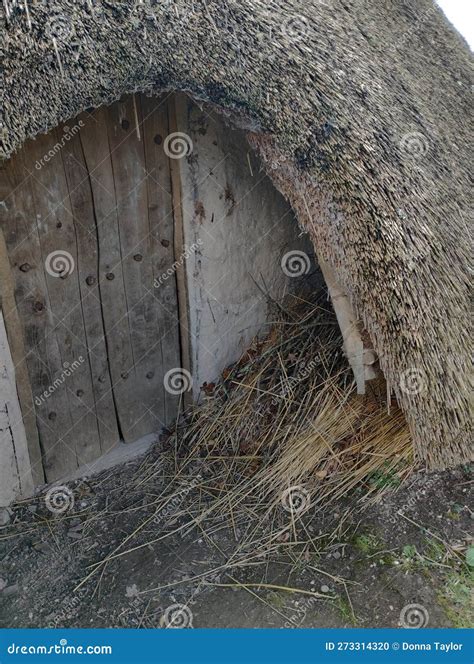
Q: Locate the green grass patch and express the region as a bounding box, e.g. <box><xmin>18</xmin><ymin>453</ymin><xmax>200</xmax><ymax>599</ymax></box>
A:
<box><xmin>353</xmin><ymin>533</ymin><xmax>382</xmax><ymax>556</ymax></box>
<box><xmin>438</xmin><ymin>568</ymin><xmax>474</xmax><ymax>628</ymax></box>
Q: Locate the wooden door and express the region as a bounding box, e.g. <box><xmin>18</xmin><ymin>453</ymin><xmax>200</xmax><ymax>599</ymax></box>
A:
<box><xmin>0</xmin><ymin>94</ymin><xmax>182</xmax><ymax>482</ymax></box>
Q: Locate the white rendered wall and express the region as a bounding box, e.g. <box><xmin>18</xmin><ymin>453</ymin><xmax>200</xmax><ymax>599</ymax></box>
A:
<box><xmin>175</xmin><ymin>97</ymin><xmax>317</xmax><ymax>397</ymax></box>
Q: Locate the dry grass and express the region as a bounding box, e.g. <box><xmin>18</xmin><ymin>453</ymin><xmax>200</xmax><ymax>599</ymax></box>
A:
<box><xmin>107</xmin><ymin>289</ymin><xmax>414</xmax><ymax>588</ymax></box>
<box><xmin>167</xmin><ymin>289</ymin><xmax>413</xmax><ymax>518</ymax></box>
<box><xmin>8</xmin><ymin>289</ymin><xmax>415</xmax><ymax>608</ymax></box>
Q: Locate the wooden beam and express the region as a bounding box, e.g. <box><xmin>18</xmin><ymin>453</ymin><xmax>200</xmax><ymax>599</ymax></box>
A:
<box><xmin>318</xmin><ymin>257</ymin><xmax>377</xmax><ymax>394</ymax></box>
<box><xmin>167</xmin><ymin>95</ymin><xmax>193</xmax><ymax>409</ymax></box>
<box><xmin>0</xmin><ymin>309</ymin><xmax>35</xmax><ymax>504</ymax></box>
<box><xmin>0</xmin><ymin>227</ymin><xmax>44</xmax><ymax>487</ymax></box>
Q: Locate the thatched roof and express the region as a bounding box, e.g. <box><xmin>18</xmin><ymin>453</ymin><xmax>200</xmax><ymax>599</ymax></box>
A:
<box><xmin>1</xmin><ymin>0</ymin><xmax>471</xmax><ymax>469</ymax></box>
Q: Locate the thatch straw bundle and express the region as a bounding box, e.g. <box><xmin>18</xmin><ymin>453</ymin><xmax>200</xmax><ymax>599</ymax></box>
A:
<box><xmin>32</xmin><ymin>291</ymin><xmax>415</xmax><ymax>596</ymax></box>
<box><xmin>158</xmin><ymin>291</ymin><xmax>413</xmax><ymax>551</ymax></box>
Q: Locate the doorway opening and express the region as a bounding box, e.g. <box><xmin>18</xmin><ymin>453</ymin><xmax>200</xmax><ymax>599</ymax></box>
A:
<box><xmin>0</xmin><ymin>93</ymin><xmax>317</xmax><ymax>484</ymax></box>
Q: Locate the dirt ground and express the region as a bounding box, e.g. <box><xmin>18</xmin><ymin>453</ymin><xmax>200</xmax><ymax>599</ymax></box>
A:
<box><xmin>1</xmin><ymin>446</ymin><xmax>472</xmax><ymax>630</ymax></box>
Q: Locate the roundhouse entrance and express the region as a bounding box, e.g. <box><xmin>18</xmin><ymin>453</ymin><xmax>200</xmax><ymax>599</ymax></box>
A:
<box><xmin>0</xmin><ymin>93</ymin><xmax>315</xmax><ymax>484</ymax></box>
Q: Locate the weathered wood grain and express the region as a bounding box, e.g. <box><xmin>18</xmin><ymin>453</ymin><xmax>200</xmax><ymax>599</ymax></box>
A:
<box><xmin>142</xmin><ymin>93</ymin><xmax>182</xmax><ymax>421</ymax></box>
<box><xmin>167</xmin><ymin>96</ymin><xmax>193</xmax><ymax>410</ymax></box>
<box><xmin>27</xmin><ymin>128</ymin><xmax>104</xmax><ymax>470</ymax></box>
<box><xmin>173</xmin><ymin>94</ymin><xmax>316</xmax><ymax>397</ymax></box>
<box><xmin>0</xmin><ymin>309</ymin><xmax>34</xmax><ymax>505</ymax></box>
<box><xmin>0</xmin><ymin>147</ymin><xmax>79</xmax><ymax>480</ymax></box>
<box><xmin>78</xmin><ymin>106</ymin><xmax>139</xmax><ymax>442</ymax></box>
<box><xmin>61</xmin><ymin>120</ymin><xmax>120</xmax><ymax>453</ymax></box>
<box><xmin>0</xmin><ymin>226</ymin><xmax>44</xmax><ymax>486</ymax></box>
<box><xmin>105</xmin><ymin>95</ymin><xmax>168</xmax><ymax>438</ymax></box>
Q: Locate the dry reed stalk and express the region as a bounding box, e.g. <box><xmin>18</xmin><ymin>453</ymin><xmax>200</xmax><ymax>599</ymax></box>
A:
<box><xmin>124</xmin><ymin>290</ymin><xmax>415</xmax><ymax>577</ymax></box>
<box><xmin>45</xmin><ymin>289</ymin><xmax>413</xmax><ymax>594</ymax></box>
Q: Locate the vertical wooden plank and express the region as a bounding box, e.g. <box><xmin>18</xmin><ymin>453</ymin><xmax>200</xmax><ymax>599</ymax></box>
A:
<box><xmin>105</xmin><ymin>95</ymin><xmax>164</xmax><ymax>436</ymax></box>
<box><xmin>103</xmin><ymin>94</ymin><xmax>184</xmax><ymax>437</ymax></box>
<box><xmin>166</xmin><ymin>96</ymin><xmax>193</xmax><ymax>410</ymax></box>
<box><xmin>0</xmin><ymin>149</ymin><xmax>78</xmax><ymax>480</ymax></box>
<box><xmin>23</xmin><ymin>128</ymin><xmax>104</xmax><ymax>470</ymax></box>
<box><xmin>141</xmin><ymin>93</ymin><xmax>182</xmax><ymax>422</ymax></box>
<box><xmin>0</xmin><ymin>225</ymin><xmax>44</xmax><ymax>486</ymax></box>
<box><xmin>0</xmin><ymin>309</ymin><xmax>34</xmax><ymax>505</ymax></box>
<box><xmin>60</xmin><ymin>121</ymin><xmax>120</xmax><ymax>453</ymax></box>
<box><xmin>78</xmin><ymin>105</ymin><xmax>152</xmax><ymax>442</ymax></box>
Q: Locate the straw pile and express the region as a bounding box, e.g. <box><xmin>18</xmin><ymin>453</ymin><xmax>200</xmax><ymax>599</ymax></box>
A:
<box><xmin>149</xmin><ymin>289</ymin><xmax>414</xmax><ymax>555</ymax></box>
<box><xmin>28</xmin><ymin>287</ymin><xmax>415</xmax><ymax>598</ymax></box>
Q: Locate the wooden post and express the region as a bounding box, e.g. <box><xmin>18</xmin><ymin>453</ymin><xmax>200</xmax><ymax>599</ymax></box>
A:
<box><xmin>0</xmin><ymin>309</ymin><xmax>35</xmax><ymax>505</ymax></box>
<box><xmin>167</xmin><ymin>95</ymin><xmax>193</xmax><ymax>409</ymax></box>
<box><xmin>0</xmin><ymin>228</ymin><xmax>44</xmax><ymax>492</ymax></box>
<box><xmin>318</xmin><ymin>257</ymin><xmax>377</xmax><ymax>394</ymax></box>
